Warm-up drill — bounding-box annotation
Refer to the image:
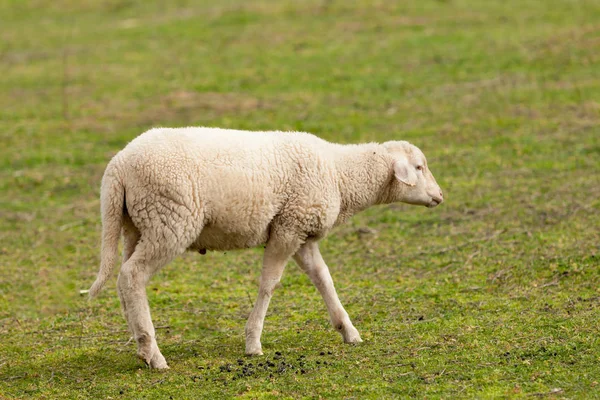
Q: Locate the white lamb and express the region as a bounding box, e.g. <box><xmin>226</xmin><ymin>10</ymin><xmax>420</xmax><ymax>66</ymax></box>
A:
<box><xmin>89</xmin><ymin>127</ymin><xmax>444</xmax><ymax>369</ymax></box>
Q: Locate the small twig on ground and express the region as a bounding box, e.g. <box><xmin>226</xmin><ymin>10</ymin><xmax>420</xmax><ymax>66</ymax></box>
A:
<box><xmin>458</xmin><ymin>384</ymin><xmax>470</xmax><ymax>394</ymax></box>
<box><xmin>155</xmin><ymin>325</ymin><xmax>170</xmax><ymax>330</ymax></box>
<box><xmin>527</xmin><ymin>388</ymin><xmax>563</xmax><ymax>397</ymax></box>
<box><xmin>1</xmin><ymin>375</ymin><xmax>25</xmax><ymax>381</ymax></box>
<box><xmin>463</xmin><ymin>251</ymin><xmax>480</xmax><ymax>268</ymax></box>
<box><xmin>151</xmin><ymin>378</ymin><xmax>166</xmax><ymax>386</ymax></box>
<box><xmin>539</xmin><ymin>280</ymin><xmax>559</xmax><ymax>289</ymax></box>
<box><xmin>490</xmin><ymin>268</ymin><xmax>510</xmax><ymax>283</ymax></box>
<box><xmin>59</xmin><ymin>220</ymin><xmax>84</xmax><ymax>231</ymax></box>
<box><xmin>338</xmin><ymin>283</ymin><xmax>355</xmax><ymax>292</ymax></box>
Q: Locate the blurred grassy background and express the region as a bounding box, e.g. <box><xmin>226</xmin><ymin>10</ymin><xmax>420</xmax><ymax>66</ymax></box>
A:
<box><xmin>1</xmin><ymin>0</ymin><xmax>599</xmax><ymax>398</ymax></box>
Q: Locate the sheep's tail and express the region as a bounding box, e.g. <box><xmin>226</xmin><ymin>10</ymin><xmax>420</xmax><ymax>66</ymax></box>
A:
<box><xmin>89</xmin><ymin>163</ymin><xmax>125</xmax><ymax>298</ymax></box>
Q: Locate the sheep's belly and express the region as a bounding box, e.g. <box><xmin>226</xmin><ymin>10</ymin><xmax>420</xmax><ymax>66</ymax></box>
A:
<box><xmin>189</xmin><ymin>225</ymin><xmax>270</xmax><ymax>252</ymax></box>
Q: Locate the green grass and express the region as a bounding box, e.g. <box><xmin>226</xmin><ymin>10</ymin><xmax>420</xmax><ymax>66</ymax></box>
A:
<box><xmin>1</xmin><ymin>0</ymin><xmax>600</xmax><ymax>398</ymax></box>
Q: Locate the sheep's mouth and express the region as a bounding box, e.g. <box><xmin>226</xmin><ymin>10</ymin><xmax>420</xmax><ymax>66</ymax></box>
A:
<box><xmin>427</xmin><ymin>198</ymin><xmax>442</xmax><ymax>208</ymax></box>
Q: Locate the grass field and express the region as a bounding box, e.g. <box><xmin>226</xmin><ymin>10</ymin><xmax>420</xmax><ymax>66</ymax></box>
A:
<box><xmin>1</xmin><ymin>0</ymin><xmax>600</xmax><ymax>398</ymax></box>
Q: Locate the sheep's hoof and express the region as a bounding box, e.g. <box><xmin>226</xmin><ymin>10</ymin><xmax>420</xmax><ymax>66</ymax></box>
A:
<box><xmin>245</xmin><ymin>345</ymin><xmax>264</xmax><ymax>356</ymax></box>
<box><xmin>149</xmin><ymin>353</ymin><xmax>169</xmax><ymax>370</ymax></box>
<box><xmin>338</xmin><ymin>323</ymin><xmax>362</xmax><ymax>344</ymax></box>
<box><xmin>344</xmin><ymin>336</ymin><xmax>363</xmax><ymax>344</ymax></box>
<box><xmin>342</xmin><ymin>328</ymin><xmax>363</xmax><ymax>344</ymax></box>
<box><xmin>139</xmin><ymin>348</ymin><xmax>169</xmax><ymax>369</ymax></box>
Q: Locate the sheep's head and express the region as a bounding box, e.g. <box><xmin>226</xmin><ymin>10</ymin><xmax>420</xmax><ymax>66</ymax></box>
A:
<box><xmin>383</xmin><ymin>141</ymin><xmax>444</xmax><ymax>208</ymax></box>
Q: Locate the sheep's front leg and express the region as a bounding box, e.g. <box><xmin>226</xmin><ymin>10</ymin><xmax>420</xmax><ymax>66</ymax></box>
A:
<box><xmin>293</xmin><ymin>241</ymin><xmax>362</xmax><ymax>344</ymax></box>
<box><xmin>245</xmin><ymin>239</ymin><xmax>298</xmax><ymax>355</ymax></box>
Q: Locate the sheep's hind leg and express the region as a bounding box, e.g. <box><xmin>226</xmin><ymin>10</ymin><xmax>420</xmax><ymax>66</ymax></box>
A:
<box><xmin>245</xmin><ymin>237</ymin><xmax>301</xmax><ymax>355</ymax></box>
<box><xmin>293</xmin><ymin>241</ymin><xmax>362</xmax><ymax>344</ymax></box>
<box><xmin>117</xmin><ymin>241</ymin><xmax>176</xmax><ymax>369</ymax></box>
<box><xmin>117</xmin><ymin>215</ymin><xmax>200</xmax><ymax>369</ymax></box>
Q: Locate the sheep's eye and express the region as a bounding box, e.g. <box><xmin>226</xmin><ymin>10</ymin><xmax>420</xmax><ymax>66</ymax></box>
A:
<box><xmin>416</xmin><ymin>165</ymin><xmax>423</xmax><ymax>171</ymax></box>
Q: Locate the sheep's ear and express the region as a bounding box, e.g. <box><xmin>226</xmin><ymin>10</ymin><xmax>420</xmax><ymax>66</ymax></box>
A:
<box><xmin>393</xmin><ymin>159</ymin><xmax>417</xmax><ymax>186</ymax></box>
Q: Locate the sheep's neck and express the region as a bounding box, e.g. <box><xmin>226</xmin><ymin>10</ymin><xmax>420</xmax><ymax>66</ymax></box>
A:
<box><xmin>334</xmin><ymin>144</ymin><xmax>392</xmax><ymax>225</ymax></box>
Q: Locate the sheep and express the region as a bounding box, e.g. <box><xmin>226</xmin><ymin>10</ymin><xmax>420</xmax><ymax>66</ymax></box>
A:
<box><xmin>88</xmin><ymin>127</ymin><xmax>444</xmax><ymax>369</ymax></box>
